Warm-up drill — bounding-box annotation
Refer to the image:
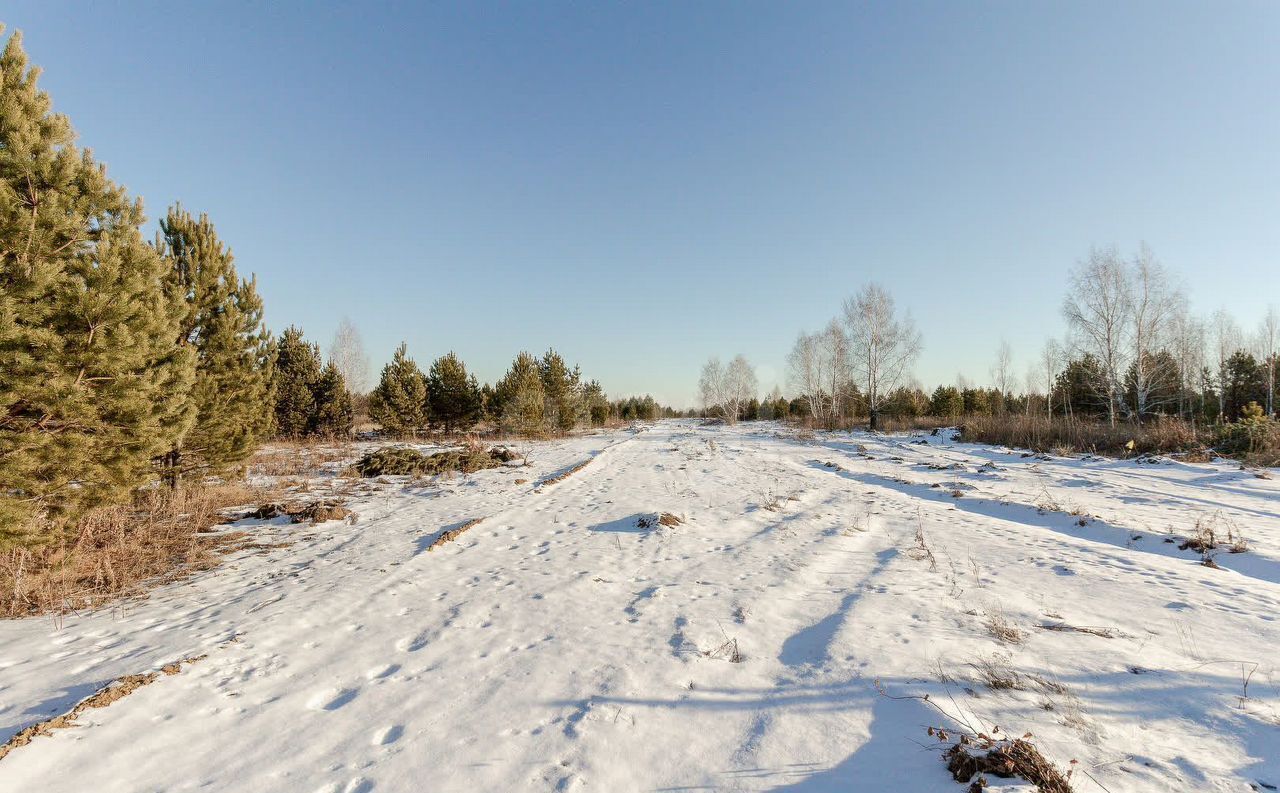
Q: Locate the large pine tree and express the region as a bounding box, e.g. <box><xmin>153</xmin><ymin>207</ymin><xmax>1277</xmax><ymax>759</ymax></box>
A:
<box><xmin>494</xmin><ymin>352</ymin><xmax>545</xmax><ymax>436</ymax></box>
<box><xmin>369</xmin><ymin>342</ymin><xmax>429</xmax><ymax>436</ymax></box>
<box><xmin>0</xmin><ymin>28</ymin><xmax>194</xmax><ymax>539</ymax></box>
<box><xmin>427</xmin><ymin>352</ymin><xmax>480</xmax><ymax>432</ymax></box>
<box><xmin>539</xmin><ymin>349</ymin><xmax>582</xmax><ymax>434</ymax></box>
<box><xmin>156</xmin><ymin>206</ymin><xmax>273</xmax><ymax>478</ymax></box>
<box><xmin>272</xmin><ymin>326</ymin><xmax>322</xmax><ymax>438</ymax></box>
<box><xmin>310</xmin><ymin>361</ymin><xmax>354</xmax><ymax>437</ymax></box>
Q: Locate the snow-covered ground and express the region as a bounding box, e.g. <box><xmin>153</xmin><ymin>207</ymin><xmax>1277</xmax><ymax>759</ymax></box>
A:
<box><xmin>1</xmin><ymin>420</ymin><xmax>1277</xmax><ymax>792</ymax></box>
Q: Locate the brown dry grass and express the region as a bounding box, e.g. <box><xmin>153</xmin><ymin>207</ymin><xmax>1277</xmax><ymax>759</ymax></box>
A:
<box><xmin>0</xmin><ymin>482</ymin><xmax>277</xmax><ymax>618</ymax></box>
<box><xmin>426</xmin><ymin>518</ymin><xmax>484</xmax><ymax>552</ymax></box>
<box><xmin>536</xmin><ymin>458</ymin><xmax>593</xmax><ymax>489</ymax></box>
<box><xmin>943</xmin><ymin>737</ymin><xmax>1074</xmax><ymax>792</ymax></box>
<box><xmin>249</xmin><ymin>440</ymin><xmax>355</xmax><ymax>478</ymax></box>
<box><xmin>958</xmin><ymin>414</ymin><xmax>1204</xmax><ymax>457</ymax></box>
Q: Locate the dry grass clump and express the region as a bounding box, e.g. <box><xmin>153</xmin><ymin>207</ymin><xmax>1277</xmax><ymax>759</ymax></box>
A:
<box><xmin>537</xmin><ymin>458</ymin><xmax>593</xmax><ymax>489</ymax></box>
<box><xmin>0</xmin><ymin>653</ymin><xmax>206</xmax><ymax>760</ymax></box>
<box><xmin>237</xmin><ymin>499</ymin><xmax>354</xmax><ymax>525</ymax></box>
<box><xmin>637</xmin><ymin>512</ymin><xmax>684</xmax><ymax>529</ymax></box>
<box><xmin>984</xmin><ymin>612</ymin><xmax>1025</xmax><ymax>644</ymax></box>
<box><xmin>426</xmin><ymin>518</ymin><xmax>484</xmax><ymax>552</ymax></box>
<box><xmin>1034</xmin><ymin>622</ymin><xmax>1118</xmax><ymax>639</ymax></box>
<box><xmin>971</xmin><ymin>652</ymin><xmax>1023</xmax><ymax>690</ymax></box>
<box><xmin>250</xmin><ymin>441</ymin><xmax>353</xmax><ymax>477</ymax></box>
<box><xmin>942</xmin><ymin>734</ymin><xmax>1074</xmax><ymax>793</ymax></box>
<box><xmin>350</xmin><ymin>445</ymin><xmax>516</xmax><ymax>477</ymax></box>
<box><xmin>1179</xmin><ymin>512</ymin><xmax>1248</xmax><ymax>556</ymax></box>
<box><xmin>0</xmin><ymin>482</ymin><xmax>275</xmax><ymax>618</ymax></box>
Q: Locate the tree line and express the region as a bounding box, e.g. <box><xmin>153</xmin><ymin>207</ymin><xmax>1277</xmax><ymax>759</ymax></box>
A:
<box><xmin>704</xmin><ymin>260</ymin><xmax>1276</xmax><ymax>432</ymax></box>
<box><xmin>0</xmin><ymin>29</ymin><xmax>669</xmax><ymax>543</ymax></box>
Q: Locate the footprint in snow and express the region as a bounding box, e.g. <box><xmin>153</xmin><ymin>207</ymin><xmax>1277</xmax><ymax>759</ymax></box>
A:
<box><xmin>308</xmin><ymin>687</ymin><xmax>360</xmax><ymax>711</ymax></box>
<box><xmin>372</xmin><ymin>724</ymin><xmax>404</xmax><ymax>746</ymax></box>
<box><xmin>365</xmin><ymin>663</ymin><xmax>400</xmax><ymax>680</ymax></box>
<box><xmin>395</xmin><ymin>632</ymin><xmax>430</xmax><ymax>652</ymax></box>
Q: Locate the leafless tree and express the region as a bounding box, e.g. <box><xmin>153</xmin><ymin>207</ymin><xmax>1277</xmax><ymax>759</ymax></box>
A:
<box><xmin>821</xmin><ymin>319</ymin><xmax>851</xmax><ymax>426</ymax></box>
<box><xmin>1040</xmin><ymin>339</ymin><xmax>1062</xmax><ymax>418</ymax></box>
<box><xmin>699</xmin><ymin>357</ymin><xmax>726</xmax><ymax>418</ymax></box>
<box><xmin>1169</xmin><ymin>309</ymin><xmax>1205</xmax><ymax>419</ymax></box>
<box><xmin>1022</xmin><ymin>367</ymin><xmax>1038</xmax><ymax>416</ymax></box>
<box><xmin>1128</xmin><ymin>245</ymin><xmax>1185</xmax><ymax>421</ymax></box>
<box><xmin>787</xmin><ymin>332</ymin><xmax>828</xmax><ymax>425</ymax></box>
<box><xmin>990</xmin><ymin>339</ymin><xmax>1013</xmax><ymax>411</ymax></box>
<box><xmin>724</xmin><ymin>355</ymin><xmax>758</xmax><ymax>422</ymax></box>
<box><xmin>328</xmin><ymin>316</ymin><xmax>370</xmax><ymax>394</ymax></box>
<box><xmin>1211</xmin><ymin>309</ymin><xmax>1242</xmax><ymax>421</ymax></box>
<box><xmin>700</xmin><ymin>355</ymin><xmax>757</xmax><ymax>423</ymax></box>
<box><xmin>1063</xmin><ymin>246</ymin><xmax>1131</xmax><ymax>425</ymax></box>
<box><xmin>1257</xmin><ymin>305</ymin><xmax>1278</xmax><ymax>416</ymax></box>
<box><xmin>842</xmin><ymin>283</ymin><xmax>922</xmax><ymax>430</ymax></box>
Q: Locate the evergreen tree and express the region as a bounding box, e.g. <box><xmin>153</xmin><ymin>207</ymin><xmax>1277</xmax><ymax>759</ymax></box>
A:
<box><xmin>427</xmin><ymin>352</ymin><xmax>480</xmax><ymax>432</ymax></box>
<box><xmin>495</xmin><ymin>352</ymin><xmax>545</xmax><ymax>436</ymax></box>
<box><xmin>930</xmin><ymin>385</ymin><xmax>964</xmax><ymax>418</ymax></box>
<box><xmin>368</xmin><ymin>342</ymin><xmax>429</xmax><ymax>436</ymax></box>
<box><xmin>539</xmin><ymin>349</ymin><xmax>582</xmax><ymax>434</ymax></box>
<box><xmin>0</xmin><ymin>28</ymin><xmax>194</xmax><ymax>538</ymax></box>
<box><xmin>310</xmin><ymin>361</ymin><xmax>354</xmax><ymax>437</ymax></box>
<box><xmin>581</xmin><ymin>380</ymin><xmax>609</xmax><ymax>426</ymax></box>
<box><xmin>1051</xmin><ymin>355</ymin><xmax>1107</xmax><ymax>417</ymax></box>
<box><xmin>155</xmin><ymin>205</ymin><xmax>273</xmax><ymax>478</ymax></box>
<box><xmin>272</xmin><ymin>326</ymin><xmax>322</xmax><ymax>438</ymax></box>
<box><xmin>1222</xmin><ymin>351</ymin><xmax>1266</xmax><ymax>421</ymax></box>
<box><xmin>478</xmin><ymin>382</ymin><xmax>496</xmax><ymax>423</ymax></box>
<box><xmin>788</xmin><ymin>397</ymin><xmax>810</xmax><ymax>419</ymax></box>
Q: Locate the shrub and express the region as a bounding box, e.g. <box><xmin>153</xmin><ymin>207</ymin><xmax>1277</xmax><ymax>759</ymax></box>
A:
<box><xmin>350</xmin><ymin>445</ymin><xmax>516</xmax><ymax>477</ymax></box>
<box><xmin>957</xmin><ymin>414</ymin><xmax>1203</xmax><ymax>457</ymax></box>
<box><xmin>1215</xmin><ymin>402</ymin><xmax>1280</xmax><ymax>465</ymax></box>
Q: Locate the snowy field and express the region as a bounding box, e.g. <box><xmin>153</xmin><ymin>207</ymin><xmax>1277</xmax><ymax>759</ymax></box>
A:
<box><xmin>1</xmin><ymin>420</ymin><xmax>1277</xmax><ymax>792</ymax></box>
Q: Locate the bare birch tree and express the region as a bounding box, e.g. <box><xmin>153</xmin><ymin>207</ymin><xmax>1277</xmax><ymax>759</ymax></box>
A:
<box><xmin>991</xmin><ymin>339</ymin><xmax>1013</xmax><ymax>411</ymax></box>
<box><xmin>1041</xmin><ymin>339</ymin><xmax>1061</xmax><ymax>418</ymax></box>
<box><xmin>700</xmin><ymin>355</ymin><xmax>757</xmax><ymax>423</ymax></box>
<box><xmin>1063</xmin><ymin>246</ymin><xmax>1131</xmax><ymax>425</ymax></box>
<box><xmin>842</xmin><ymin>283</ymin><xmax>921</xmax><ymax>430</ymax></box>
<box><xmin>820</xmin><ymin>319</ymin><xmax>850</xmax><ymax>427</ymax></box>
<box><xmin>1211</xmin><ymin>309</ymin><xmax>1241</xmax><ymax>421</ymax></box>
<box><xmin>328</xmin><ymin>317</ymin><xmax>370</xmax><ymax>395</ymax></box>
<box><xmin>1128</xmin><ymin>245</ymin><xmax>1185</xmax><ymax>421</ymax></box>
<box><xmin>787</xmin><ymin>331</ymin><xmax>828</xmax><ymax>425</ymax></box>
<box><xmin>699</xmin><ymin>357</ymin><xmax>726</xmax><ymax>419</ymax></box>
<box><xmin>1258</xmin><ymin>305</ymin><xmax>1278</xmax><ymax>416</ymax></box>
<box><xmin>724</xmin><ymin>355</ymin><xmax>758</xmax><ymax>422</ymax></box>
<box><xmin>1169</xmin><ymin>310</ymin><xmax>1205</xmax><ymax>419</ymax></box>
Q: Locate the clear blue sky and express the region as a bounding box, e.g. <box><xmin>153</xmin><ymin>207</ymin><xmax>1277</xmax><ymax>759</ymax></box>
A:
<box><xmin>5</xmin><ymin>2</ymin><xmax>1277</xmax><ymax>407</ymax></box>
